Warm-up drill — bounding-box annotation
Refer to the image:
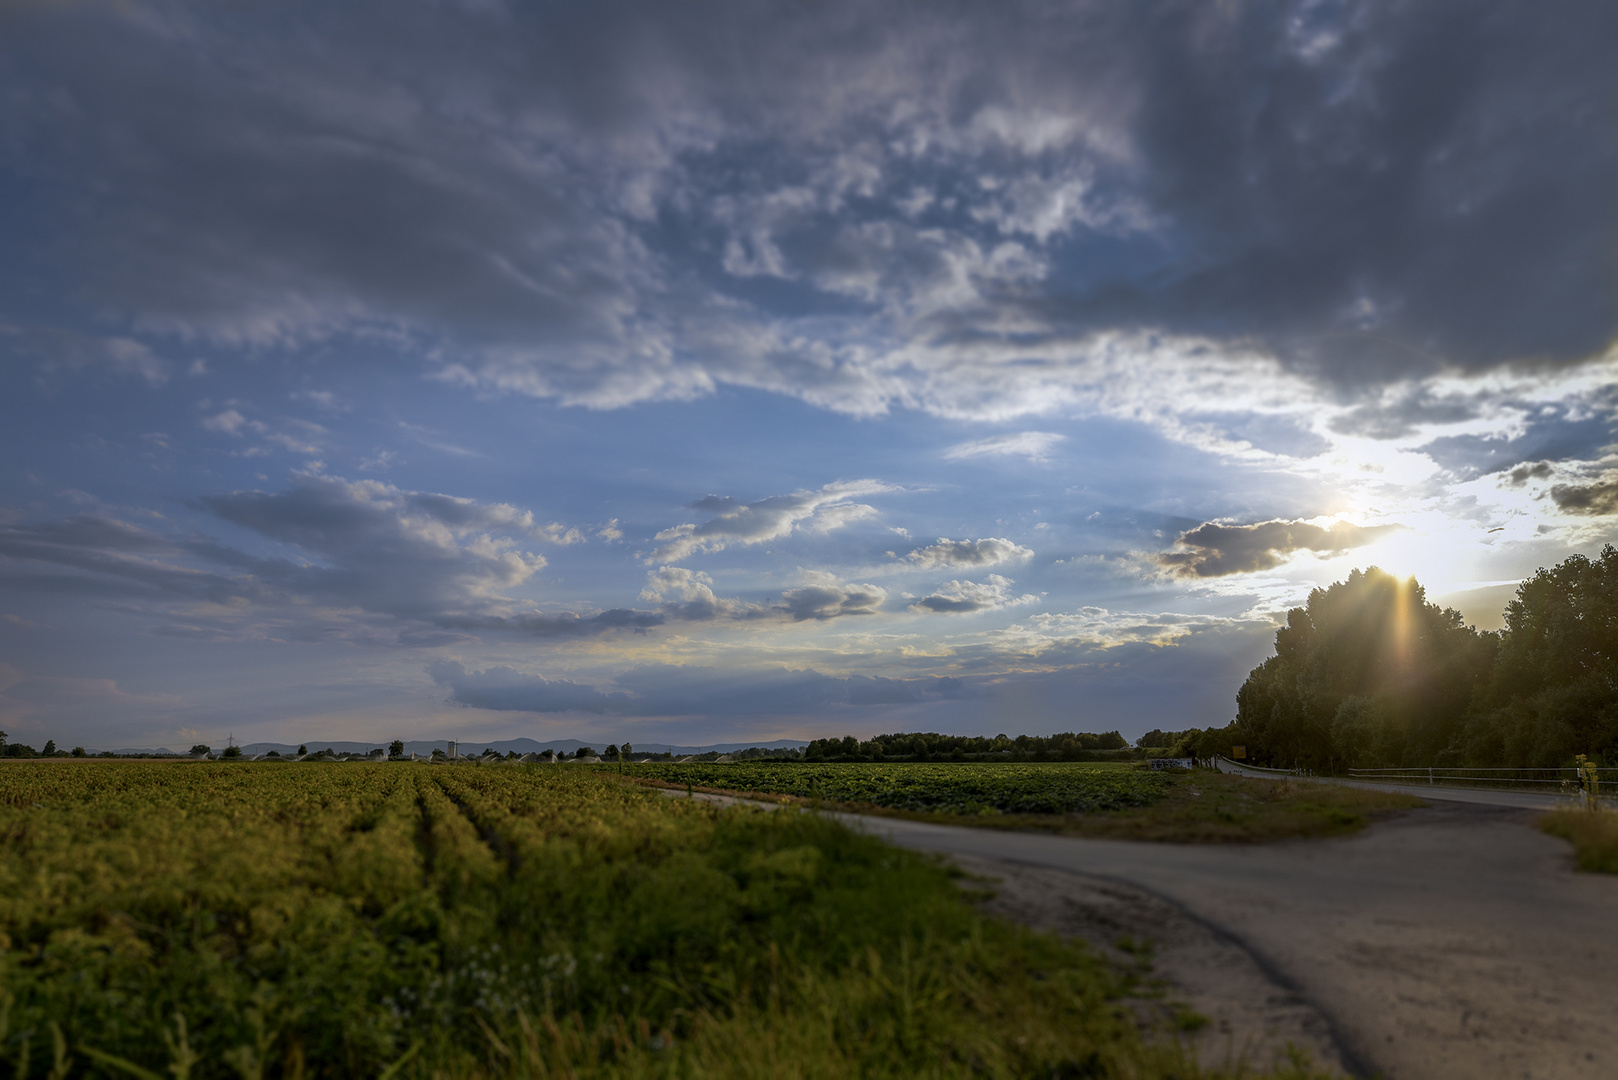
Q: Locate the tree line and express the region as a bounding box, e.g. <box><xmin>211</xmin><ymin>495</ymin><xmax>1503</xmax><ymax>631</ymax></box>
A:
<box><xmin>804</xmin><ymin>729</ymin><xmax>1131</xmax><ymax>762</ymax></box>
<box><xmin>1172</xmin><ymin>545</ymin><xmax>1618</xmax><ymax>771</ymax></box>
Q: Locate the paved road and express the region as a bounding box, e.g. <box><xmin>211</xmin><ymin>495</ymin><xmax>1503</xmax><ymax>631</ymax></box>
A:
<box><xmin>1214</xmin><ymin>758</ymin><xmax>1571</xmax><ymax>811</ymax></box>
<box><xmin>840</xmin><ymin>803</ymin><xmax>1618</xmax><ymax>1080</ymax></box>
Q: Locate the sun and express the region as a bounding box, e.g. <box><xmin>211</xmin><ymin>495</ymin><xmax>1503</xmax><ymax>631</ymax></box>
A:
<box><xmin>1350</xmin><ymin>516</ymin><xmax>1479</xmax><ymax>597</ymax></box>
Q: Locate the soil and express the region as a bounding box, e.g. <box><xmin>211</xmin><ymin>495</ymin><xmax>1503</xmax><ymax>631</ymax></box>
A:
<box><xmin>951</xmin><ymin>854</ymin><xmax>1352</xmax><ymax>1076</ymax></box>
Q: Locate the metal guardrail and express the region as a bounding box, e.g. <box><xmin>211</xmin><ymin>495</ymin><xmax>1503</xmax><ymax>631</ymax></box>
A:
<box><xmin>1215</xmin><ymin>757</ymin><xmax>1300</xmax><ymax>776</ymax></box>
<box><xmin>1347</xmin><ymin>766</ymin><xmax>1618</xmax><ymax>789</ymax></box>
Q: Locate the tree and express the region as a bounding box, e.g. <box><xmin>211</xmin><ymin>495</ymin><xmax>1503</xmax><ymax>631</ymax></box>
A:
<box><xmin>605</xmin><ymin>744</ymin><xmax>620</xmax><ymax>760</ymax></box>
<box><xmin>190</xmin><ymin>744</ymin><xmax>211</xmax><ymax>756</ymax></box>
<box><xmin>1231</xmin><ymin>568</ymin><xmax>1493</xmax><ymax>770</ymax></box>
<box><xmin>1461</xmin><ymin>545</ymin><xmax>1618</xmax><ymax>766</ymax></box>
<box><xmin>621</xmin><ymin>742</ymin><xmax>634</xmax><ymax>758</ymax></box>
<box><xmin>42</xmin><ymin>740</ymin><xmax>57</xmax><ymax>756</ymax></box>
<box><xmin>221</xmin><ymin>745</ymin><xmax>242</xmax><ymax>759</ymax></box>
<box><xmin>71</xmin><ymin>746</ymin><xmax>85</xmax><ymax>757</ymax></box>
<box><xmin>297</xmin><ymin>744</ymin><xmax>308</xmax><ymax>756</ymax></box>
<box><xmin>389</xmin><ymin>739</ymin><xmax>405</xmax><ymax>758</ymax></box>
<box><xmin>575</xmin><ymin>746</ymin><xmax>594</xmax><ymax>759</ymax></box>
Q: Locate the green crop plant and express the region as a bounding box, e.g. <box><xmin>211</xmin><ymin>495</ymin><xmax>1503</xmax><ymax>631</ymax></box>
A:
<box><xmin>0</xmin><ymin>762</ymin><xmax>1336</xmax><ymax>1078</ymax></box>
<box><xmin>622</xmin><ymin>760</ymin><xmax>1171</xmax><ymax>816</ymax></box>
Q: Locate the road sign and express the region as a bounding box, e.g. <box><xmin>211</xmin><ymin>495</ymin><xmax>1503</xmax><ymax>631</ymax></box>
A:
<box><xmin>1232</xmin><ymin>745</ymin><xmax>1247</xmax><ymax>759</ymax></box>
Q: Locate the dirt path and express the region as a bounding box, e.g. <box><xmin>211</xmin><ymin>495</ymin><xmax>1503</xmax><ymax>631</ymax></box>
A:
<box><xmin>841</xmin><ymin>803</ymin><xmax>1618</xmax><ymax>1080</ymax></box>
<box><xmin>951</xmin><ymin>853</ymin><xmax>1354</xmax><ymax>1075</ymax></box>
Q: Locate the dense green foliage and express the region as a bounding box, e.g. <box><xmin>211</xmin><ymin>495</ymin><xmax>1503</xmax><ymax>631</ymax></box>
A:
<box><xmin>1462</xmin><ymin>546</ymin><xmax>1618</xmax><ymax>766</ymax></box>
<box><xmin>625</xmin><ymin>761</ymin><xmax>1168</xmax><ymax>815</ymax></box>
<box><xmin>1217</xmin><ymin>546</ymin><xmax>1618</xmax><ymax>770</ymax></box>
<box><xmin>803</xmin><ymin>730</ymin><xmax>1130</xmax><ymax>761</ymax></box>
<box><xmin>0</xmin><ymin>762</ymin><xmax>1300</xmax><ymax>1079</ymax></box>
<box><xmin>1229</xmin><ymin>568</ymin><xmax>1493</xmax><ymax>770</ymax></box>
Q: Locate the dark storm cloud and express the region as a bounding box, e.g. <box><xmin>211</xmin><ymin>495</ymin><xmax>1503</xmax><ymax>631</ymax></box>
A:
<box><xmin>1550</xmin><ymin>476</ymin><xmax>1618</xmax><ymax>516</ymax></box>
<box><xmin>3</xmin><ymin>0</ymin><xmax>1613</xmax><ymax>413</ymax></box>
<box><xmin>1505</xmin><ymin>461</ymin><xmax>1553</xmax><ymax>487</ymax></box>
<box><xmin>1159</xmin><ymin>519</ymin><xmax>1400</xmax><ymax>578</ymax></box>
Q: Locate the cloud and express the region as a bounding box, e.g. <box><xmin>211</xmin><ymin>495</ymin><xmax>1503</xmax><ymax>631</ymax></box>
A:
<box><xmin>911</xmin><ymin>574</ymin><xmax>1040</xmax><ymax>614</ymax></box>
<box><xmin>0</xmin><ymin>662</ymin><xmax>191</xmax><ymax>744</ymax></box>
<box><xmin>776</xmin><ymin>576</ymin><xmax>887</xmax><ymax>621</ymax></box>
<box><xmin>1418</xmin><ymin>399</ymin><xmax>1617</xmax><ymax>480</ymax></box>
<box><xmin>0</xmin><ymin>474</ymin><xmax>628</xmax><ymax>644</ymax></box>
<box><xmin>4</xmin><ymin>323</ymin><xmax>171</xmax><ymax>386</ymax></box>
<box><xmin>1550</xmin><ymin>475</ymin><xmax>1618</xmax><ymax>515</ymax></box>
<box><xmin>639</xmin><ymin>566</ymin><xmax>767</xmax><ymax>621</ymax></box>
<box><xmin>944</xmin><ymin>432</ymin><xmax>1066</xmax><ymax>464</ymax></box>
<box><xmin>904</xmin><ymin>537</ymin><xmax>1033</xmax><ymax>570</ymax></box>
<box><xmin>421</xmin><ymin>615</ymin><xmax>1272</xmax><ymax>733</ymax></box>
<box><xmin>428</xmin><ymin>660</ymin><xmax>629</xmax><ymax>714</ymax></box>
<box><xmin>202</xmin><ymin>409</ymin><xmax>253</xmax><ymax>435</ymax></box>
<box><xmin>6</xmin><ymin>0</ymin><xmax>1612</xmax><ymax>424</ymax></box>
<box><xmin>649</xmin><ymin>480</ymin><xmax>895</xmax><ymax>563</ymax></box>
<box><xmin>1505</xmin><ymin>461</ymin><xmax>1553</xmax><ymax>487</ymax></box>
<box><xmin>428</xmin><ymin>659</ymin><xmax>969</xmax><ymax>719</ymax></box>
<box><xmin>434</xmin><ymin>610</ymin><xmax>667</xmax><ymax>639</ymax></box>
<box><xmin>1158</xmin><ymin>519</ymin><xmax>1402</xmax><ymax>578</ymax></box>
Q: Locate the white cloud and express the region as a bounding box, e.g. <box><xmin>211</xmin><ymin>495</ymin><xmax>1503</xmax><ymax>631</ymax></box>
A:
<box><xmin>202</xmin><ymin>409</ymin><xmax>253</xmax><ymax>435</ymax></box>
<box><xmin>944</xmin><ymin>431</ymin><xmax>1067</xmax><ymax>464</ymax></box>
<box><xmin>910</xmin><ymin>574</ymin><xmax>1040</xmax><ymax>614</ymax></box>
<box><xmin>904</xmin><ymin>537</ymin><xmax>1033</xmax><ymax>570</ymax></box>
<box><xmin>639</xmin><ymin>566</ymin><xmax>764</xmax><ymax>620</ymax></box>
<box><xmin>648</xmin><ymin>479</ymin><xmax>897</xmax><ymax>563</ymax></box>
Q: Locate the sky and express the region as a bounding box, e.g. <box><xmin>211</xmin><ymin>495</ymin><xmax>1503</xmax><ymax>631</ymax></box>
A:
<box><xmin>1</xmin><ymin>0</ymin><xmax>1616</xmax><ymax>751</ymax></box>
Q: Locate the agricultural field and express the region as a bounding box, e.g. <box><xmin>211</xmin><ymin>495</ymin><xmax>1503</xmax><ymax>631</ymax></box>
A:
<box><xmin>621</xmin><ymin>761</ymin><xmax>1423</xmax><ymax>843</ymax></box>
<box><xmin>621</xmin><ymin>760</ymin><xmax>1170</xmax><ymax>816</ymax></box>
<box><xmin>0</xmin><ymin>762</ymin><xmax>1335</xmax><ymax>1079</ymax></box>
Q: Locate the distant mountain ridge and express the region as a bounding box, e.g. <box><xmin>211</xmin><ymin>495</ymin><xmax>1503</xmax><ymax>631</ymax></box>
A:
<box><xmin>93</xmin><ymin>738</ymin><xmax>809</xmax><ymax>757</ymax></box>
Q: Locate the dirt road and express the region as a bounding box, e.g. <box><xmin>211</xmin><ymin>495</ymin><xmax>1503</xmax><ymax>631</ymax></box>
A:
<box><xmin>843</xmin><ymin>803</ymin><xmax>1618</xmax><ymax>1080</ymax></box>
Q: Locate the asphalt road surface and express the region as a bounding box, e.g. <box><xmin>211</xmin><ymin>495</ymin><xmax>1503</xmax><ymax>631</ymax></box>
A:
<box><xmin>841</xmin><ymin>802</ymin><xmax>1618</xmax><ymax>1080</ymax></box>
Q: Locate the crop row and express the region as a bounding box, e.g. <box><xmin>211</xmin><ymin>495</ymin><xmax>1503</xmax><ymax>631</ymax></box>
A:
<box><xmin>619</xmin><ymin>760</ymin><xmax>1172</xmax><ymax>815</ymax></box>
<box><xmin>0</xmin><ymin>762</ymin><xmax>1215</xmax><ymax>1078</ymax></box>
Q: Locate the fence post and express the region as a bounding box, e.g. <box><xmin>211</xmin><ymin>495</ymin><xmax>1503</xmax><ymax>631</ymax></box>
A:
<box><xmin>1429</xmin><ymin>767</ymin><xmax>1433</xmax><ymax>786</ymax></box>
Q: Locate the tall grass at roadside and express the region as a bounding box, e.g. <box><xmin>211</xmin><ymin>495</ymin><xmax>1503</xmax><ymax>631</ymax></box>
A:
<box><xmin>0</xmin><ymin>762</ymin><xmax>1337</xmax><ymax>1078</ymax></box>
<box><xmin>1540</xmin><ymin>808</ymin><xmax>1618</xmax><ymax>872</ymax></box>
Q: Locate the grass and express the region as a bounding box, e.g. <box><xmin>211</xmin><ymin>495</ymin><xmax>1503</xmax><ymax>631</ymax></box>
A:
<box><xmin>0</xmin><ymin>761</ymin><xmax>1341</xmax><ymax>1078</ymax></box>
<box><xmin>1539</xmin><ymin>807</ymin><xmax>1618</xmax><ymax>872</ymax></box>
<box><xmin>1040</xmin><ymin>771</ymin><xmax>1426</xmax><ymax>843</ymax></box>
<box><xmin>626</xmin><ymin>764</ymin><xmax>1424</xmax><ymax>843</ymax></box>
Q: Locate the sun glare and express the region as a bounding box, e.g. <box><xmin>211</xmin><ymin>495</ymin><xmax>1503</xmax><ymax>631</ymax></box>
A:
<box><xmin>1357</xmin><ymin>518</ymin><xmax>1478</xmax><ymax>597</ymax></box>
